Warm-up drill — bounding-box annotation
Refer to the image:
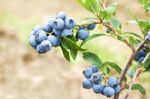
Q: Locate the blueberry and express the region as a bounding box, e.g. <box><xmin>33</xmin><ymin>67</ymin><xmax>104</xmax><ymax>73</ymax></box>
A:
<box><xmin>29</xmin><ymin>35</ymin><xmax>38</xmax><ymax>48</ymax></box>
<box><xmin>29</xmin><ymin>31</ymin><xmax>36</xmax><ymax>36</ymax></box>
<box><xmin>135</xmin><ymin>50</ymin><xmax>146</xmax><ymax>62</ymax></box>
<box><xmin>90</xmin><ymin>65</ymin><xmax>99</xmax><ymax>73</ymax></box>
<box><xmin>93</xmin><ymin>84</ymin><xmax>104</xmax><ymax>94</ymax></box>
<box><xmin>36</xmin><ymin>40</ymin><xmax>52</xmax><ymax>53</ymax></box>
<box><xmin>138</xmin><ymin>57</ymin><xmax>145</xmax><ymax>63</ymax></box>
<box><xmin>32</xmin><ymin>25</ymin><xmax>43</xmax><ymax>33</ymax></box>
<box><xmin>48</xmin><ymin>35</ymin><xmax>60</xmax><ymax>47</ymax></box>
<box><xmin>64</xmin><ymin>18</ymin><xmax>75</xmax><ymax>29</ymax></box>
<box><xmin>82</xmin><ymin>79</ymin><xmax>93</xmax><ymax>89</ymax></box>
<box><xmin>114</xmin><ymin>85</ymin><xmax>121</xmax><ymax>94</ymax></box>
<box><xmin>56</xmin><ymin>11</ymin><xmax>67</xmax><ymax>20</ymax></box>
<box><xmin>86</xmin><ymin>23</ymin><xmax>96</xmax><ymax>30</ymax></box>
<box><xmin>62</xmin><ymin>29</ymin><xmax>72</xmax><ymax>36</ymax></box>
<box><xmin>91</xmin><ymin>73</ymin><xmax>102</xmax><ymax>84</ymax></box>
<box><xmin>78</xmin><ymin>29</ymin><xmax>89</xmax><ymax>40</ymax></box>
<box><xmin>83</xmin><ymin>68</ymin><xmax>93</xmax><ymax>78</ymax></box>
<box><xmin>108</xmin><ymin>77</ymin><xmax>119</xmax><ymax>87</ymax></box>
<box><xmin>103</xmin><ymin>86</ymin><xmax>115</xmax><ymax>97</ymax></box>
<box><xmin>35</xmin><ymin>30</ymin><xmax>48</xmax><ymax>43</ymax></box>
<box><xmin>53</xmin><ymin>28</ymin><xmax>62</xmax><ymax>36</ymax></box>
<box><xmin>42</xmin><ymin>21</ymin><xmax>54</xmax><ymax>32</ymax></box>
<box><xmin>53</xmin><ymin>19</ymin><xmax>64</xmax><ymax>30</ymax></box>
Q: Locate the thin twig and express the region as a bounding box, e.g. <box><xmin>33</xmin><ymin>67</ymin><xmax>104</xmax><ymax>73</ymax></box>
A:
<box><xmin>124</xmin><ymin>68</ymin><xmax>140</xmax><ymax>99</ymax></box>
<box><xmin>113</xmin><ymin>40</ymin><xmax>147</xmax><ymax>99</ymax></box>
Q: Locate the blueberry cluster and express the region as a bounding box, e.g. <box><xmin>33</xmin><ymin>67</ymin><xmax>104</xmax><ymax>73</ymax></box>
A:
<box><xmin>82</xmin><ymin>65</ymin><xmax>121</xmax><ymax>97</ymax></box>
<box><xmin>135</xmin><ymin>47</ymin><xmax>149</xmax><ymax>63</ymax></box>
<box><xmin>29</xmin><ymin>11</ymin><xmax>76</xmax><ymax>53</ymax></box>
<box><xmin>78</xmin><ymin>21</ymin><xmax>96</xmax><ymax>40</ymax></box>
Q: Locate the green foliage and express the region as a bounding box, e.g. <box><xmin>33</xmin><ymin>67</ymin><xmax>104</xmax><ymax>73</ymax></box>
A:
<box><xmin>131</xmin><ymin>84</ymin><xmax>146</xmax><ymax>95</ymax></box>
<box><xmin>102</xmin><ymin>62</ymin><xmax>122</xmax><ymax>74</ymax></box>
<box><xmin>120</xmin><ymin>32</ymin><xmax>142</xmax><ymax>47</ymax></box>
<box><xmin>110</xmin><ymin>18</ymin><xmax>122</xmax><ymax>30</ymax></box>
<box><xmin>61</xmin><ymin>45</ymin><xmax>70</xmax><ymax>61</ymax></box>
<box><xmin>77</xmin><ymin>0</ymin><xmax>102</xmax><ymax>14</ymax></box>
<box><xmin>61</xmin><ymin>36</ymin><xmax>86</xmax><ymax>61</ymax></box>
<box><xmin>100</xmin><ymin>3</ymin><xmax>118</xmax><ymax>20</ymax></box>
<box><xmin>137</xmin><ymin>18</ymin><xmax>150</xmax><ymax>35</ymax></box>
<box><xmin>138</xmin><ymin>0</ymin><xmax>150</xmax><ymax>12</ymax></box>
<box><xmin>80</xmin><ymin>33</ymin><xmax>106</xmax><ymax>46</ymax></box>
<box><xmin>143</xmin><ymin>53</ymin><xmax>150</xmax><ymax>72</ymax></box>
<box><xmin>83</xmin><ymin>52</ymin><xmax>102</xmax><ymax>68</ymax></box>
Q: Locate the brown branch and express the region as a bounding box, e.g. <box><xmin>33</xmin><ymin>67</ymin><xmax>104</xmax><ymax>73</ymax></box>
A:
<box><xmin>113</xmin><ymin>40</ymin><xmax>147</xmax><ymax>99</ymax></box>
<box><xmin>102</xmin><ymin>22</ymin><xmax>135</xmax><ymax>52</ymax></box>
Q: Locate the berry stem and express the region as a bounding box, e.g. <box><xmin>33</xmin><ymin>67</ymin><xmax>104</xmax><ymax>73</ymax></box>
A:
<box><xmin>124</xmin><ymin>68</ymin><xmax>140</xmax><ymax>99</ymax></box>
<box><xmin>113</xmin><ymin>39</ymin><xmax>147</xmax><ymax>99</ymax></box>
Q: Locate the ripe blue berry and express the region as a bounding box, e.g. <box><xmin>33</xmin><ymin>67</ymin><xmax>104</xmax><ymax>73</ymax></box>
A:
<box><xmin>83</xmin><ymin>68</ymin><xmax>93</xmax><ymax>78</ymax></box>
<box><xmin>91</xmin><ymin>73</ymin><xmax>102</xmax><ymax>84</ymax></box>
<box><xmin>138</xmin><ymin>57</ymin><xmax>145</xmax><ymax>62</ymax></box>
<box><xmin>56</xmin><ymin>11</ymin><xmax>67</xmax><ymax>20</ymax></box>
<box><xmin>48</xmin><ymin>35</ymin><xmax>60</xmax><ymax>47</ymax></box>
<box><xmin>29</xmin><ymin>35</ymin><xmax>38</xmax><ymax>48</ymax></box>
<box><xmin>103</xmin><ymin>86</ymin><xmax>115</xmax><ymax>97</ymax></box>
<box><xmin>108</xmin><ymin>77</ymin><xmax>119</xmax><ymax>87</ymax></box>
<box><xmin>62</xmin><ymin>29</ymin><xmax>72</xmax><ymax>36</ymax></box>
<box><xmin>87</xmin><ymin>23</ymin><xmax>96</xmax><ymax>30</ymax></box>
<box><xmin>82</xmin><ymin>79</ymin><xmax>93</xmax><ymax>89</ymax></box>
<box><xmin>36</xmin><ymin>40</ymin><xmax>52</xmax><ymax>53</ymax></box>
<box><xmin>33</xmin><ymin>25</ymin><xmax>43</xmax><ymax>33</ymax></box>
<box><xmin>93</xmin><ymin>84</ymin><xmax>104</xmax><ymax>94</ymax></box>
<box><xmin>64</xmin><ymin>18</ymin><xmax>75</xmax><ymax>29</ymax></box>
<box><xmin>78</xmin><ymin>29</ymin><xmax>89</xmax><ymax>40</ymax></box>
<box><xmin>53</xmin><ymin>28</ymin><xmax>62</xmax><ymax>36</ymax></box>
<box><xmin>135</xmin><ymin>50</ymin><xmax>146</xmax><ymax>62</ymax></box>
<box><xmin>91</xmin><ymin>65</ymin><xmax>98</xmax><ymax>73</ymax></box>
<box><xmin>114</xmin><ymin>85</ymin><xmax>121</xmax><ymax>94</ymax></box>
<box><xmin>53</xmin><ymin>19</ymin><xmax>64</xmax><ymax>30</ymax></box>
<box><xmin>35</xmin><ymin>30</ymin><xmax>47</xmax><ymax>43</ymax></box>
<box><xmin>42</xmin><ymin>20</ymin><xmax>54</xmax><ymax>32</ymax></box>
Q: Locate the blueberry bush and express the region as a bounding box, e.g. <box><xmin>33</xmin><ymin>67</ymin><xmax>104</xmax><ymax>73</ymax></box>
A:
<box><xmin>28</xmin><ymin>0</ymin><xmax>150</xmax><ymax>99</ymax></box>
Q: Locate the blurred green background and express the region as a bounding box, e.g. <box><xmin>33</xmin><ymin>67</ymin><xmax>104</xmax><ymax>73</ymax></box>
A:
<box><xmin>0</xmin><ymin>0</ymin><xmax>150</xmax><ymax>99</ymax></box>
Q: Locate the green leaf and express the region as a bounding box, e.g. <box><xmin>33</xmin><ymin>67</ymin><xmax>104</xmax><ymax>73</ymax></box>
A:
<box><xmin>103</xmin><ymin>67</ymin><xmax>111</xmax><ymax>75</ymax></box>
<box><xmin>137</xmin><ymin>18</ymin><xmax>150</xmax><ymax>35</ymax></box>
<box><xmin>83</xmin><ymin>52</ymin><xmax>102</xmax><ymax>68</ymax></box>
<box><xmin>77</xmin><ymin>0</ymin><xmax>101</xmax><ymax>14</ymax></box>
<box><xmin>127</xmin><ymin>69</ymin><xmax>136</xmax><ymax>78</ymax></box>
<box><xmin>132</xmin><ymin>84</ymin><xmax>146</xmax><ymax>95</ymax></box>
<box><xmin>60</xmin><ymin>45</ymin><xmax>70</xmax><ymax>61</ymax></box>
<box><xmin>143</xmin><ymin>53</ymin><xmax>150</xmax><ymax>72</ymax></box>
<box><xmin>128</xmin><ymin>36</ymin><xmax>140</xmax><ymax>46</ymax></box>
<box><xmin>61</xmin><ymin>36</ymin><xmax>86</xmax><ymax>51</ymax></box>
<box><xmin>70</xmin><ymin>49</ymin><xmax>78</xmax><ymax>60</ymax></box>
<box><xmin>122</xmin><ymin>32</ymin><xmax>143</xmax><ymax>39</ymax></box>
<box><xmin>101</xmin><ymin>3</ymin><xmax>118</xmax><ymax>20</ymax></box>
<box><xmin>102</xmin><ymin>62</ymin><xmax>122</xmax><ymax>74</ymax></box>
<box><xmin>111</xmin><ymin>18</ymin><xmax>122</xmax><ymax>29</ymax></box>
<box><xmin>120</xmin><ymin>33</ymin><xmax>142</xmax><ymax>47</ymax></box>
<box><xmin>138</xmin><ymin>0</ymin><xmax>150</xmax><ymax>12</ymax></box>
<box><xmin>80</xmin><ymin>33</ymin><xmax>106</xmax><ymax>47</ymax></box>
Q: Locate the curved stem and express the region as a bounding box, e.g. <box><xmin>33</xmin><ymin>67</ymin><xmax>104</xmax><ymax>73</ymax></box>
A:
<box><xmin>113</xmin><ymin>40</ymin><xmax>147</xmax><ymax>99</ymax></box>
<box><xmin>124</xmin><ymin>68</ymin><xmax>140</xmax><ymax>99</ymax></box>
